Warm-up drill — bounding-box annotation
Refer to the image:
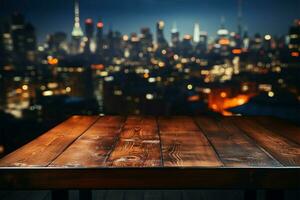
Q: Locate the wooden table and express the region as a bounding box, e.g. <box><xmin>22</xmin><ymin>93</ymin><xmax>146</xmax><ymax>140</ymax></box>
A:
<box><xmin>0</xmin><ymin>116</ymin><xmax>299</xmax><ymax>200</ymax></box>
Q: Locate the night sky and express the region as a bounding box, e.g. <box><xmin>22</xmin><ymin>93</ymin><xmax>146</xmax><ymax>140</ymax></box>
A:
<box><xmin>0</xmin><ymin>0</ymin><xmax>300</xmax><ymax>42</ymax></box>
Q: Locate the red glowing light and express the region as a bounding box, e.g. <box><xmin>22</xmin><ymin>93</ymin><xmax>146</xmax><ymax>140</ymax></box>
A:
<box><xmin>97</xmin><ymin>22</ymin><xmax>104</xmax><ymax>28</ymax></box>
<box><xmin>85</xmin><ymin>18</ymin><xmax>93</xmax><ymax>24</ymax></box>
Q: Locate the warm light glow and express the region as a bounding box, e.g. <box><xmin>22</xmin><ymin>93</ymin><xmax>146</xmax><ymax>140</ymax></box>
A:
<box><xmin>291</xmin><ymin>52</ymin><xmax>299</xmax><ymax>57</ymax></box>
<box><xmin>91</xmin><ymin>64</ymin><xmax>105</xmax><ymax>70</ymax></box>
<box><xmin>0</xmin><ymin>145</ymin><xmax>4</xmax><ymax>154</ymax></box>
<box><xmin>158</xmin><ymin>62</ymin><xmax>165</xmax><ymax>68</ymax></box>
<box><xmin>48</xmin><ymin>57</ymin><xmax>58</xmax><ymax>65</ymax></box>
<box><xmin>43</xmin><ymin>90</ymin><xmax>54</xmax><ymax>96</ymax></box>
<box><xmin>144</xmin><ymin>73</ymin><xmax>149</xmax><ymax>79</ymax></box>
<box><xmin>188</xmin><ymin>95</ymin><xmax>200</xmax><ymax>102</ymax></box>
<box><xmin>22</xmin><ymin>85</ymin><xmax>28</xmax><ymax>90</ymax></box>
<box><xmin>158</xmin><ymin>21</ymin><xmax>164</xmax><ymax>29</ymax></box>
<box><xmin>268</xmin><ymin>91</ymin><xmax>275</xmax><ymax>97</ymax></box>
<box><xmin>66</xmin><ymin>87</ymin><xmax>71</xmax><ymax>92</ymax></box>
<box><xmin>232</xmin><ymin>49</ymin><xmax>242</xmax><ymax>54</ymax></box>
<box><xmin>219</xmin><ymin>38</ymin><xmax>230</xmax><ymax>45</ymax></box>
<box><xmin>184</xmin><ymin>34</ymin><xmax>192</xmax><ymax>40</ymax></box>
<box><xmin>220</xmin><ymin>92</ymin><xmax>227</xmax><ymax>98</ymax></box>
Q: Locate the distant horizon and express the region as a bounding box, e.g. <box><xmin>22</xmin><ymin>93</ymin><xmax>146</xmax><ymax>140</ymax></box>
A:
<box><xmin>1</xmin><ymin>0</ymin><xmax>299</xmax><ymax>43</ymax></box>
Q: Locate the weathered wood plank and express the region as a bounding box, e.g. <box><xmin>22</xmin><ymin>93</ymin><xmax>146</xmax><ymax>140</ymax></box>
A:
<box><xmin>106</xmin><ymin>116</ymin><xmax>162</xmax><ymax>167</ymax></box>
<box><xmin>195</xmin><ymin>117</ymin><xmax>281</xmax><ymax>167</ymax></box>
<box><xmin>0</xmin><ymin>116</ymin><xmax>98</xmax><ymax>167</ymax></box>
<box><xmin>255</xmin><ymin>116</ymin><xmax>300</xmax><ymax>145</ymax></box>
<box><xmin>159</xmin><ymin>116</ymin><xmax>200</xmax><ymax>132</ymax></box>
<box><xmin>232</xmin><ymin>117</ymin><xmax>300</xmax><ymax>166</ymax></box>
<box><xmin>50</xmin><ymin>116</ymin><xmax>124</xmax><ymax>167</ymax></box>
<box><xmin>158</xmin><ymin>117</ymin><xmax>222</xmax><ymax>167</ymax></box>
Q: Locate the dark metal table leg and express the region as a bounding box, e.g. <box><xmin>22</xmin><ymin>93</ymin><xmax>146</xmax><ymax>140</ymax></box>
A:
<box><xmin>244</xmin><ymin>190</ymin><xmax>257</xmax><ymax>200</ymax></box>
<box><xmin>79</xmin><ymin>190</ymin><xmax>92</xmax><ymax>200</ymax></box>
<box><xmin>52</xmin><ymin>190</ymin><xmax>69</xmax><ymax>200</ymax></box>
<box><xmin>266</xmin><ymin>190</ymin><xmax>284</xmax><ymax>200</ymax></box>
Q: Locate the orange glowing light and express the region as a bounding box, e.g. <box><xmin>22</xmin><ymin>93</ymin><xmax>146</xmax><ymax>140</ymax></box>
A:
<box><xmin>223</xmin><ymin>95</ymin><xmax>251</xmax><ymax>109</ymax></box>
<box><xmin>291</xmin><ymin>52</ymin><xmax>299</xmax><ymax>57</ymax></box>
<box><xmin>97</xmin><ymin>22</ymin><xmax>104</xmax><ymax>28</ymax></box>
<box><xmin>188</xmin><ymin>95</ymin><xmax>200</xmax><ymax>102</ymax></box>
<box><xmin>220</xmin><ymin>92</ymin><xmax>227</xmax><ymax>98</ymax></box>
<box><xmin>144</xmin><ymin>73</ymin><xmax>149</xmax><ymax>79</ymax></box>
<box><xmin>232</xmin><ymin>49</ymin><xmax>242</xmax><ymax>54</ymax></box>
<box><xmin>48</xmin><ymin>58</ymin><xmax>58</xmax><ymax>65</ymax></box>
<box><xmin>91</xmin><ymin>64</ymin><xmax>105</xmax><ymax>70</ymax></box>
<box><xmin>219</xmin><ymin>38</ymin><xmax>230</xmax><ymax>45</ymax></box>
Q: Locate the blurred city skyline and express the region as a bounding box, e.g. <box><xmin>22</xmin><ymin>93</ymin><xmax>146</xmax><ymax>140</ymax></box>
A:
<box><xmin>1</xmin><ymin>0</ymin><xmax>300</xmax><ymax>42</ymax></box>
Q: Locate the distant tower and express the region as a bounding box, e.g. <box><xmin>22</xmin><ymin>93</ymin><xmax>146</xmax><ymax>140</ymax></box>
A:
<box><xmin>96</xmin><ymin>20</ymin><xmax>104</xmax><ymax>54</ymax></box>
<box><xmin>171</xmin><ymin>22</ymin><xmax>180</xmax><ymax>48</ymax></box>
<box><xmin>156</xmin><ymin>20</ymin><xmax>168</xmax><ymax>49</ymax></box>
<box><xmin>71</xmin><ymin>0</ymin><xmax>83</xmax><ymax>54</ymax></box>
<box><xmin>193</xmin><ymin>23</ymin><xmax>200</xmax><ymax>43</ymax></box>
<box><xmin>72</xmin><ymin>0</ymin><xmax>83</xmax><ymax>37</ymax></box>
<box><xmin>84</xmin><ymin>18</ymin><xmax>94</xmax><ymax>54</ymax></box>
<box><xmin>237</xmin><ymin>0</ymin><xmax>243</xmax><ymax>36</ymax></box>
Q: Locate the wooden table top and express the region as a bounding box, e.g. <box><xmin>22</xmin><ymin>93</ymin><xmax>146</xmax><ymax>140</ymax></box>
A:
<box><xmin>0</xmin><ymin>115</ymin><xmax>299</xmax><ymax>189</ymax></box>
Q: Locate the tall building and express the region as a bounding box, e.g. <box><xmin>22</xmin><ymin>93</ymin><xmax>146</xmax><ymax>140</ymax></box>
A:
<box><xmin>71</xmin><ymin>0</ymin><xmax>84</xmax><ymax>54</ymax></box>
<box><xmin>47</xmin><ymin>32</ymin><xmax>68</xmax><ymax>55</ymax></box>
<box><xmin>171</xmin><ymin>22</ymin><xmax>180</xmax><ymax>49</ymax></box>
<box><xmin>216</xmin><ymin>17</ymin><xmax>230</xmax><ymax>56</ymax></box>
<box><xmin>193</xmin><ymin>23</ymin><xmax>200</xmax><ymax>43</ymax></box>
<box><xmin>237</xmin><ymin>0</ymin><xmax>243</xmax><ymax>36</ymax></box>
<box><xmin>195</xmin><ymin>31</ymin><xmax>208</xmax><ymax>54</ymax></box>
<box><xmin>84</xmin><ymin>18</ymin><xmax>94</xmax><ymax>54</ymax></box>
<box><xmin>0</xmin><ymin>23</ymin><xmax>13</xmax><ymax>65</ymax></box>
<box><xmin>96</xmin><ymin>20</ymin><xmax>104</xmax><ymax>54</ymax></box>
<box><xmin>181</xmin><ymin>35</ymin><xmax>193</xmax><ymax>57</ymax></box>
<box><xmin>140</xmin><ymin>27</ymin><xmax>153</xmax><ymax>58</ymax></box>
<box><xmin>10</xmin><ymin>13</ymin><xmax>36</xmax><ymax>65</ymax></box>
<box><xmin>156</xmin><ymin>20</ymin><xmax>168</xmax><ymax>49</ymax></box>
<box><xmin>288</xmin><ymin>19</ymin><xmax>300</xmax><ymax>51</ymax></box>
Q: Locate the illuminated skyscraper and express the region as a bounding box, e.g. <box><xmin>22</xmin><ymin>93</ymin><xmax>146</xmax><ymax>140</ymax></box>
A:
<box><xmin>84</xmin><ymin>18</ymin><xmax>94</xmax><ymax>54</ymax></box>
<box><xmin>193</xmin><ymin>23</ymin><xmax>200</xmax><ymax>43</ymax></box>
<box><xmin>171</xmin><ymin>22</ymin><xmax>180</xmax><ymax>48</ymax></box>
<box><xmin>140</xmin><ymin>27</ymin><xmax>153</xmax><ymax>58</ymax></box>
<box><xmin>71</xmin><ymin>0</ymin><xmax>83</xmax><ymax>54</ymax></box>
<box><xmin>72</xmin><ymin>0</ymin><xmax>83</xmax><ymax>38</ymax></box>
<box><xmin>156</xmin><ymin>20</ymin><xmax>168</xmax><ymax>49</ymax></box>
<box><xmin>10</xmin><ymin>13</ymin><xmax>36</xmax><ymax>64</ymax></box>
<box><xmin>216</xmin><ymin>16</ymin><xmax>230</xmax><ymax>56</ymax></box>
<box><xmin>288</xmin><ymin>19</ymin><xmax>300</xmax><ymax>51</ymax></box>
<box><xmin>96</xmin><ymin>20</ymin><xmax>104</xmax><ymax>54</ymax></box>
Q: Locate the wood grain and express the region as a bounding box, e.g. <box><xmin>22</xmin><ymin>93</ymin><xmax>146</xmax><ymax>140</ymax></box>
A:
<box><xmin>0</xmin><ymin>116</ymin><xmax>98</xmax><ymax>167</ymax></box>
<box><xmin>106</xmin><ymin>116</ymin><xmax>162</xmax><ymax>167</ymax></box>
<box><xmin>232</xmin><ymin>117</ymin><xmax>300</xmax><ymax>166</ymax></box>
<box><xmin>50</xmin><ymin>116</ymin><xmax>125</xmax><ymax>167</ymax></box>
<box><xmin>195</xmin><ymin>117</ymin><xmax>281</xmax><ymax>167</ymax></box>
<box><xmin>158</xmin><ymin>117</ymin><xmax>222</xmax><ymax>167</ymax></box>
<box><xmin>158</xmin><ymin>116</ymin><xmax>200</xmax><ymax>132</ymax></box>
<box><xmin>255</xmin><ymin>116</ymin><xmax>300</xmax><ymax>145</ymax></box>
